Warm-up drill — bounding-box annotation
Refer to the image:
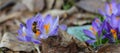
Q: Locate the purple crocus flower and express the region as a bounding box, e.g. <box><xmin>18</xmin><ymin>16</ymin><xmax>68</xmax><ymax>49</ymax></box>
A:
<box><xmin>105</xmin><ymin>0</ymin><xmax>118</xmax><ymax>16</ymax></box>
<box><xmin>17</xmin><ymin>14</ymin><xmax>43</xmax><ymax>44</ymax></box>
<box><xmin>17</xmin><ymin>24</ymin><xmax>32</xmax><ymax>42</ymax></box>
<box><xmin>103</xmin><ymin>14</ymin><xmax>120</xmax><ymax>42</ymax></box>
<box><xmin>39</xmin><ymin>14</ymin><xmax>59</xmax><ymax>39</ymax></box>
<box><xmin>99</xmin><ymin>0</ymin><xmax>119</xmax><ymax>16</ymax></box>
<box><xmin>83</xmin><ymin>18</ymin><xmax>103</xmax><ymax>45</ymax></box>
<box><xmin>17</xmin><ymin>13</ymin><xmax>59</xmax><ymax>44</ymax></box>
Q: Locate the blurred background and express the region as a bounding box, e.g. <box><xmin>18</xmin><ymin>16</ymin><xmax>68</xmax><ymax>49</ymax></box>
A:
<box><xmin>1</xmin><ymin>0</ymin><xmax>120</xmax><ymax>53</ymax></box>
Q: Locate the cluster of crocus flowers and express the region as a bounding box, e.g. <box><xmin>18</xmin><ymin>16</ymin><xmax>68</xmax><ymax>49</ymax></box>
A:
<box><xmin>99</xmin><ymin>0</ymin><xmax>119</xmax><ymax>16</ymax></box>
<box><xmin>83</xmin><ymin>18</ymin><xmax>103</xmax><ymax>45</ymax></box>
<box><xmin>17</xmin><ymin>13</ymin><xmax>59</xmax><ymax>44</ymax></box>
<box><xmin>84</xmin><ymin>0</ymin><xmax>120</xmax><ymax>46</ymax></box>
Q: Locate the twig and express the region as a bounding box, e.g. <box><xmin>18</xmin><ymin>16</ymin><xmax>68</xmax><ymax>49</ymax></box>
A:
<box><xmin>34</xmin><ymin>44</ymin><xmax>41</xmax><ymax>53</ymax></box>
<box><xmin>0</xmin><ymin>12</ymin><xmax>21</xmax><ymax>23</ymax></box>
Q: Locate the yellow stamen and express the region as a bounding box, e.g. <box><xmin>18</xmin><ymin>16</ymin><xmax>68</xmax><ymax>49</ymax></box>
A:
<box><xmin>90</xmin><ymin>26</ymin><xmax>96</xmax><ymax>35</ymax></box>
<box><xmin>35</xmin><ymin>30</ymin><xmax>41</xmax><ymax>37</ymax></box>
<box><xmin>111</xmin><ymin>29</ymin><xmax>117</xmax><ymax>39</ymax></box>
<box><xmin>109</xmin><ymin>4</ymin><xmax>113</xmax><ymax>14</ymax></box>
<box><xmin>44</xmin><ymin>23</ymin><xmax>50</xmax><ymax>34</ymax></box>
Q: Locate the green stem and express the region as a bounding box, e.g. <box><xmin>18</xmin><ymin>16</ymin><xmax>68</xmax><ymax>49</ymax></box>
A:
<box><xmin>96</xmin><ymin>34</ymin><xmax>99</xmax><ymax>46</ymax></box>
<box><xmin>116</xmin><ymin>37</ymin><xmax>119</xmax><ymax>44</ymax></box>
<box><xmin>99</xmin><ymin>34</ymin><xmax>102</xmax><ymax>45</ymax></box>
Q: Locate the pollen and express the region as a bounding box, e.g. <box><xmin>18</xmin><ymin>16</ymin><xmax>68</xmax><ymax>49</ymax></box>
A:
<box><xmin>44</xmin><ymin>23</ymin><xmax>50</xmax><ymax>34</ymax></box>
<box><xmin>35</xmin><ymin>30</ymin><xmax>41</xmax><ymax>37</ymax></box>
<box><xmin>111</xmin><ymin>29</ymin><xmax>117</xmax><ymax>39</ymax></box>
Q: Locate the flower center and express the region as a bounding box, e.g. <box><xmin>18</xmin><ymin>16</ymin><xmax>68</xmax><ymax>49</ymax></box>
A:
<box><xmin>110</xmin><ymin>29</ymin><xmax>117</xmax><ymax>39</ymax></box>
<box><xmin>90</xmin><ymin>26</ymin><xmax>96</xmax><ymax>35</ymax></box>
<box><xmin>35</xmin><ymin>30</ymin><xmax>41</xmax><ymax>37</ymax></box>
<box><xmin>44</xmin><ymin>23</ymin><xmax>50</xmax><ymax>34</ymax></box>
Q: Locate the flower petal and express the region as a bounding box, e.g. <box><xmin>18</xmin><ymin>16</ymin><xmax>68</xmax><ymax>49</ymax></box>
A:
<box><xmin>111</xmin><ymin>0</ymin><xmax>118</xmax><ymax>15</ymax></box>
<box><xmin>44</xmin><ymin>14</ymin><xmax>53</xmax><ymax>25</ymax></box>
<box><xmin>39</xmin><ymin>34</ymin><xmax>49</xmax><ymax>39</ymax></box>
<box><xmin>59</xmin><ymin>24</ymin><xmax>67</xmax><ymax>31</ymax></box>
<box><xmin>17</xmin><ymin>36</ymin><xmax>27</xmax><ymax>41</ymax></box>
<box><xmin>118</xmin><ymin>34</ymin><xmax>120</xmax><ymax>39</ymax></box>
<box><xmin>25</xmin><ymin>35</ymin><xmax>32</xmax><ymax>42</ymax></box>
<box><xmin>86</xmin><ymin>40</ymin><xmax>96</xmax><ymax>45</ymax></box>
<box><xmin>32</xmin><ymin>38</ymin><xmax>41</xmax><ymax>44</ymax></box>
<box><xmin>83</xmin><ymin>29</ymin><xmax>96</xmax><ymax>39</ymax></box>
<box><xmin>118</xmin><ymin>21</ymin><xmax>120</xmax><ymax>32</ymax></box>
<box><xmin>49</xmin><ymin>16</ymin><xmax>59</xmax><ymax>34</ymax></box>
<box><xmin>49</xmin><ymin>27</ymin><xmax>58</xmax><ymax>36</ymax></box>
<box><xmin>26</xmin><ymin>17</ymin><xmax>35</xmax><ymax>32</ymax></box>
<box><xmin>103</xmin><ymin>21</ymin><xmax>112</xmax><ymax>32</ymax></box>
<box><xmin>105</xmin><ymin>2</ymin><xmax>111</xmax><ymax>16</ymax></box>
<box><xmin>92</xmin><ymin>18</ymin><xmax>100</xmax><ymax>32</ymax></box>
<box><xmin>98</xmin><ymin>9</ymin><xmax>106</xmax><ymax>16</ymax></box>
<box><xmin>104</xmin><ymin>33</ymin><xmax>115</xmax><ymax>43</ymax></box>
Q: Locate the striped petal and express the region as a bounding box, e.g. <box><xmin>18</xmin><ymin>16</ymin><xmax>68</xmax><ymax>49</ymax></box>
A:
<box><xmin>83</xmin><ymin>29</ymin><xmax>96</xmax><ymax>39</ymax></box>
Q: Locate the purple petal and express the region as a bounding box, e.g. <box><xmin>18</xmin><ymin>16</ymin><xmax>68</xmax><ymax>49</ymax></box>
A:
<box><xmin>110</xmin><ymin>14</ymin><xmax>118</xmax><ymax>28</ymax></box>
<box><xmin>18</xmin><ymin>25</ymin><xmax>27</xmax><ymax>36</ymax></box>
<box><xmin>98</xmin><ymin>30</ymin><xmax>102</xmax><ymax>37</ymax></box>
<box><xmin>35</xmin><ymin>13</ymin><xmax>43</xmax><ymax>24</ymax></box>
<box><xmin>117</xmin><ymin>3</ymin><xmax>120</xmax><ymax>16</ymax></box>
<box><xmin>104</xmin><ymin>33</ymin><xmax>115</xmax><ymax>42</ymax></box>
<box><xmin>26</xmin><ymin>29</ymin><xmax>34</xmax><ymax>37</ymax></box>
<box><xmin>39</xmin><ymin>24</ymin><xmax>45</xmax><ymax>34</ymax></box>
<box><xmin>52</xmin><ymin>16</ymin><xmax>59</xmax><ymax>28</ymax></box>
<box><xmin>105</xmin><ymin>0</ymin><xmax>118</xmax><ymax>16</ymax></box>
<box><xmin>92</xmin><ymin>18</ymin><xmax>100</xmax><ymax>32</ymax></box>
<box><xmin>41</xmin><ymin>14</ymin><xmax>53</xmax><ymax>34</ymax></box>
<box><xmin>26</xmin><ymin>17</ymin><xmax>35</xmax><ymax>32</ymax></box>
<box><xmin>44</xmin><ymin>14</ymin><xmax>53</xmax><ymax>25</ymax></box>
<box><xmin>118</xmin><ymin>34</ymin><xmax>120</xmax><ymax>40</ymax></box>
<box><xmin>35</xmin><ymin>13</ymin><xmax>42</xmax><ymax>19</ymax></box>
<box><xmin>105</xmin><ymin>2</ymin><xmax>111</xmax><ymax>16</ymax></box>
<box><xmin>18</xmin><ymin>29</ymin><xmax>22</xmax><ymax>36</ymax></box>
<box><xmin>49</xmin><ymin>17</ymin><xmax>59</xmax><ymax>34</ymax></box>
<box><xmin>17</xmin><ymin>36</ymin><xmax>27</xmax><ymax>42</ymax></box>
<box><xmin>32</xmin><ymin>39</ymin><xmax>41</xmax><ymax>44</ymax></box>
<box><xmin>118</xmin><ymin>21</ymin><xmax>120</xmax><ymax>32</ymax></box>
<box><xmin>49</xmin><ymin>27</ymin><xmax>58</xmax><ymax>36</ymax></box>
<box><xmin>111</xmin><ymin>0</ymin><xmax>118</xmax><ymax>15</ymax></box>
<box><xmin>98</xmin><ymin>9</ymin><xmax>106</xmax><ymax>16</ymax></box>
<box><xmin>83</xmin><ymin>29</ymin><xmax>96</xmax><ymax>39</ymax></box>
<box><xmin>86</xmin><ymin>40</ymin><xmax>96</xmax><ymax>45</ymax></box>
<box><xmin>103</xmin><ymin>21</ymin><xmax>108</xmax><ymax>31</ymax></box>
<box><xmin>25</xmin><ymin>35</ymin><xmax>32</xmax><ymax>42</ymax></box>
<box><xmin>104</xmin><ymin>21</ymin><xmax>112</xmax><ymax>32</ymax></box>
<box><xmin>39</xmin><ymin>34</ymin><xmax>49</xmax><ymax>39</ymax></box>
<box><xmin>59</xmin><ymin>24</ymin><xmax>67</xmax><ymax>31</ymax></box>
<box><xmin>18</xmin><ymin>24</ymin><xmax>25</xmax><ymax>35</ymax></box>
<box><xmin>19</xmin><ymin>23</ymin><xmax>24</xmax><ymax>29</ymax></box>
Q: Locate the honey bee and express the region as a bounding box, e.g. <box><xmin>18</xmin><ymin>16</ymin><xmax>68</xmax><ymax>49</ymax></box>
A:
<box><xmin>32</xmin><ymin>22</ymin><xmax>41</xmax><ymax>36</ymax></box>
<box><xmin>32</xmin><ymin>22</ymin><xmax>37</xmax><ymax>33</ymax></box>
